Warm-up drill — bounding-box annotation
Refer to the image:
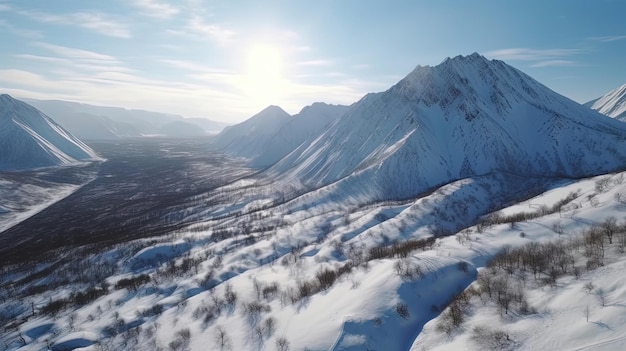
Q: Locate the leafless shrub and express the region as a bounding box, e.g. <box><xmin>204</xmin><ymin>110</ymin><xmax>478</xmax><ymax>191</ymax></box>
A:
<box><xmin>470</xmin><ymin>326</ymin><xmax>512</xmax><ymax>350</ymax></box>
<box><xmin>396</xmin><ymin>302</ymin><xmax>410</xmax><ymax>319</ymax></box>
<box><xmin>276</xmin><ymin>336</ymin><xmax>290</xmax><ymax>351</ymax></box>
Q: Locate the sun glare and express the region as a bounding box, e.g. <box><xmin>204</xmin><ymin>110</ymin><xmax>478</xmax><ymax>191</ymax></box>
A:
<box><xmin>242</xmin><ymin>43</ymin><xmax>288</xmax><ymax>108</ymax></box>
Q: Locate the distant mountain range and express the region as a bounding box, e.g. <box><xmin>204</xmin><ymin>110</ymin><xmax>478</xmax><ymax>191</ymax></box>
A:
<box><xmin>0</xmin><ymin>94</ymin><xmax>100</xmax><ymax>170</ymax></box>
<box><xmin>586</xmin><ymin>83</ymin><xmax>626</xmax><ymax>121</ymax></box>
<box><xmin>24</xmin><ymin>98</ymin><xmax>229</xmax><ymax>140</ymax></box>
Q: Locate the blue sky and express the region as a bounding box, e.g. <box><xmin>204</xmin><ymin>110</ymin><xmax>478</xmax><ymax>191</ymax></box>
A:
<box><xmin>1</xmin><ymin>0</ymin><xmax>625</xmax><ymax>123</ymax></box>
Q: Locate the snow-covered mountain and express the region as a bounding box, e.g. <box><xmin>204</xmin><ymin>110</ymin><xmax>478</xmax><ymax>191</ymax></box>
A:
<box><xmin>213</xmin><ymin>103</ymin><xmax>348</xmax><ymax>167</ymax></box>
<box><xmin>211</xmin><ymin>105</ymin><xmax>292</xmax><ymax>161</ymax></box>
<box><xmin>250</xmin><ymin>103</ymin><xmax>349</xmax><ymax>167</ymax></box>
<box><xmin>586</xmin><ymin>83</ymin><xmax>626</xmax><ymax>121</ymax></box>
<box><xmin>38</xmin><ymin>111</ymin><xmax>141</xmax><ymax>140</ymax></box>
<box><xmin>24</xmin><ymin>98</ymin><xmax>227</xmax><ymax>139</ymax></box>
<box><xmin>0</xmin><ymin>94</ymin><xmax>100</xmax><ymax>170</ymax></box>
<box><xmin>269</xmin><ymin>53</ymin><xmax>626</xmax><ymax>199</ymax></box>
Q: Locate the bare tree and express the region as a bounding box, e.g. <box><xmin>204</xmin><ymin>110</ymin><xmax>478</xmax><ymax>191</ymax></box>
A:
<box><xmin>595</xmin><ymin>177</ymin><xmax>611</xmax><ymax>192</ymax></box>
<box><xmin>215</xmin><ymin>326</ymin><xmax>231</xmax><ymax>350</ymax></box>
<box><xmin>584</xmin><ymin>281</ymin><xmax>595</xmax><ymax>294</ymax></box>
<box><xmin>276</xmin><ymin>336</ymin><xmax>290</xmax><ymax>351</ymax></box>
<box><xmin>224</xmin><ymin>284</ymin><xmax>237</xmax><ymax>306</ymax></box>
<box><xmin>601</xmin><ymin>217</ymin><xmax>618</xmax><ymax>244</ymax></box>
<box><xmin>263</xmin><ymin>317</ymin><xmax>277</xmax><ymax>337</ymax></box>
<box><xmin>596</xmin><ymin>288</ymin><xmax>607</xmax><ymax>307</ymax></box>
<box><xmin>316</xmin><ymin>268</ymin><xmax>337</xmax><ymax>290</ymax></box>
<box><xmin>470</xmin><ymin>326</ymin><xmax>511</xmax><ymax>350</ymax></box>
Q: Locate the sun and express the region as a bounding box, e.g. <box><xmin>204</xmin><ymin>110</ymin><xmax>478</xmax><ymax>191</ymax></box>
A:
<box><xmin>242</xmin><ymin>43</ymin><xmax>288</xmax><ymax>108</ymax></box>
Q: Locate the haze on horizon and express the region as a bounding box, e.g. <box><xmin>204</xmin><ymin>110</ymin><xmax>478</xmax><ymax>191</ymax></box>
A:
<box><xmin>1</xmin><ymin>0</ymin><xmax>625</xmax><ymax>123</ymax></box>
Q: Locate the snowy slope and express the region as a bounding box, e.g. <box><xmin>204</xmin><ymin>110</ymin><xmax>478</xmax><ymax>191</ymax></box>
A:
<box><xmin>211</xmin><ymin>105</ymin><xmax>292</xmax><ymax>162</ymax></box>
<box><xmin>5</xmin><ymin>167</ymin><xmax>626</xmax><ymax>351</ymax></box>
<box><xmin>249</xmin><ymin>102</ymin><xmax>349</xmax><ymax>167</ymax></box>
<box><xmin>411</xmin><ymin>172</ymin><xmax>626</xmax><ymax>351</ymax></box>
<box><xmin>269</xmin><ymin>54</ymin><xmax>626</xmax><ymax>199</ymax></box>
<box><xmin>586</xmin><ymin>83</ymin><xmax>626</xmax><ymax>121</ymax></box>
<box><xmin>0</xmin><ymin>94</ymin><xmax>100</xmax><ymax>170</ymax></box>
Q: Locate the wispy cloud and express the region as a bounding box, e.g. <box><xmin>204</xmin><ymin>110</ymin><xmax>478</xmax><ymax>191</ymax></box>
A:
<box><xmin>19</xmin><ymin>10</ymin><xmax>131</xmax><ymax>38</ymax></box>
<box><xmin>0</xmin><ymin>3</ymin><xmax>11</xmax><ymax>11</ymax></box>
<box><xmin>484</xmin><ymin>48</ymin><xmax>585</xmax><ymax>69</ymax></box>
<box><xmin>485</xmin><ymin>48</ymin><xmax>583</xmax><ymax>61</ymax></box>
<box><xmin>0</xmin><ymin>66</ymin><xmax>245</xmax><ymax>121</ymax></box>
<box><xmin>185</xmin><ymin>15</ymin><xmax>236</xmax><ymax>43</ymax></box>
<box><xmin>159</xmin><ymin>59</ymin><xmax>237</xmax><ymax>84</ymax></box>
<box><xmin>16</xmin><ymin>43</ymin><xmax>134</xmax><ymax>80</ymax></box>
<box><xmin>588</xmin><ymin>34</ymin><xmax>626</xmax><ymax>42</ymax></box>
<box><xmin>132</xmin><ymin>0</ymin><xmax>179</xmax><ymax>19</ymax></box>
<box><xmin>0</xmin><ymin>19</ymin><xmax>42</xmax><ymax>38</ymax></box>
<box><xmin>33</xmin><ymin>42</ymin><xmax>118</xmax><ymax>61</ymax></box>
<box><xmin>297</xmin><ymin>59</ymin><xmax>334</xmax><ymax>67</ymax></box>
<box><xmin>530</xmin><ymin>60</ymin><xmax>580</xmax><ymax>68</ymax></box>
<box><xmin>160</xmin><ymin>59</ymin><xmax>231</xmax><ymax>74</ymax></box>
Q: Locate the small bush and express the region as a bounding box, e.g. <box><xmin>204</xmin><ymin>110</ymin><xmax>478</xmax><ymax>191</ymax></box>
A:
<box><xmin>396</xmin><ymin>302</ymin><xmax>410</xmax><ymax>319</ymax></box>
<box><xmin>470</xmin><ymin>326</ymin><xmax>511</xmax><ymax>350</ymax></box>
<box><xmin>115</xmin><ymin>274</ymin><xmax>151</xmax><ymax>291</ymax></box>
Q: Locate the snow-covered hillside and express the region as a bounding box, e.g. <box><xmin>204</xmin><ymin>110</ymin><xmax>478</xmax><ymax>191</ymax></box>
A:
<box><xmin>0</xmin><ymin>94</ymin><xmax>100</xmax><ymax>170</ymax></box>
<box><xmin>586</xmin><ymin>84</ymin><xmax>626</xmax><ymax>121</ymax></box>
<box><xmin>3</xmin><ymin>161</ymin><xmax>626</xmax><ymax>351</ymax></box>
<box><xmin>270</xmin><ymin>54</ymin><xmax>626</xmax><ymax>200</ymax></box>
<box><xmin>411</xmin><ymin>172</ymin><xmax>626</xmax><ymax>351</ymax></box>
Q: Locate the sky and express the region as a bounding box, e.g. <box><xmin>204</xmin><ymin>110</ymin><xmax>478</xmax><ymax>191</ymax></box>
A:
<box><xmin>1</xmin><ymin>0</ymin><xmax>625</xmax><ymax>123</ymax></box>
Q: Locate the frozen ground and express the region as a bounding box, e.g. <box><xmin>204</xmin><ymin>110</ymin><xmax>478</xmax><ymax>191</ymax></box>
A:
<box><xmin>0</xmin><ymin>139</ymin><xmax>255</xmax><ymax>266</ymax></box>
<box><xmin>0</xmin><ymin>163</ymin><xmax>99</xmax><ymax>234</ymax></box>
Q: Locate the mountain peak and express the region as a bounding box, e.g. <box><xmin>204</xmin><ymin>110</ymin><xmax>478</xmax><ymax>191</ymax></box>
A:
<box><xmin>0</xmin><ymin>96</ymin><xmax>99</xmax><ymax>170</ymax></box>
<box><xmin>259</xmin><ymin>105</ymin><xmax>289</xmax><ymax>115</ymax></box>
<box><xmin>588</xmin><ymin>83</ymin><xmax>626</xmax><ymax>121</ymax></box>
<box><xmin>0</xmin><ymin>93</ymin><xmax>17</xmax><ymax>104</ymax></box>
<box><xmin>439</xmin><ymin>52</ymin><xmax>489</xmax><ymax>66</ymax></box>
<box><xmin>394</xmin><ymin>51</ymin><xmax>553</xmax><ymax>117</ymax></box>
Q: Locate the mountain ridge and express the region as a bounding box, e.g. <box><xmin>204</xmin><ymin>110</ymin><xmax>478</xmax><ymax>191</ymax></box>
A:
<box><xmin>213</xmin><ymin>102</ymin><xmax>350</xmax><ymax>167</ymax></box>
<box><xmin>249</xmin><ymin>102</ymin><xmax>350</xmax><ymax>167</ymax></box>
<box><xmin>0</xmin><ymin>94</ymin><xmax>100</xmax><ymax>170</ymax></box>
<box><xmin>23</xmin><ymin>98</ymin><xmax>228</xmax><ymax>139</ymax></box>
<box><xmin>267</xmin><ymin>53</ymin><xmax>626</xmax><ymax>200</ymax></box>
<box><xmin>586</xmin><ymin>83</ymin><xmax>626</xmax><ymax>121</ymax></box>
<box><xmin>211</xmin><ymin>105</ymin><xmax>292</xmax><ymax>161</ymax></box>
